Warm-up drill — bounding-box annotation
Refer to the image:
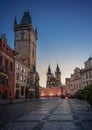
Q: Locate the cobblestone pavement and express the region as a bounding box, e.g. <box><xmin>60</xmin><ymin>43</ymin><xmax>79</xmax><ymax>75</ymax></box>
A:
<box><xmin>0</xmin><ymin>98</ymin><xmax>92</xmax><ymax>130</ymax></box>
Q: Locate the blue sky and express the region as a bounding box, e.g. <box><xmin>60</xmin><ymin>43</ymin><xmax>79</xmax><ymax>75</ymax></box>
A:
<box><xmin>0</xmin><ymin>0</ymin><xmax>92</xmax><ymax>87</ymax></box>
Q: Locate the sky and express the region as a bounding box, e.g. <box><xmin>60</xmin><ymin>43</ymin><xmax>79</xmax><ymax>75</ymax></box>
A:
<box><xmin>0</xmin><ymin>0</ymin><xmax>92</xmax><ymax>87</ymax></box>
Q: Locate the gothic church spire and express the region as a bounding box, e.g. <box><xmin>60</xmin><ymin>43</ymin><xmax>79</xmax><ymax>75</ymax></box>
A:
<box><xmin>14</xmin><ymin>17</ymin><xmax>17</xmax><ymax>25</ymax></box>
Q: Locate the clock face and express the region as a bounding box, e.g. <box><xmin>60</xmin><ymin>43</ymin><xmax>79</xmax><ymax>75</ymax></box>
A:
<box><xmin>16</xmin><ymin>30</ymin><xmax>29</xmax><ymax>40</ymax></box>
<box><xmin>16</xmin><ymin>31</ymin><xmax>25</xmax><ymax>40</ymax></box>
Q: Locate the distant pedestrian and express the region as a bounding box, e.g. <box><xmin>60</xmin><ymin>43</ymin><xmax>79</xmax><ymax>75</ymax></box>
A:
<box><xmin>65</xmin><ymin>96</ymin><xmax>68</xmax><ymax>100</ymax></box>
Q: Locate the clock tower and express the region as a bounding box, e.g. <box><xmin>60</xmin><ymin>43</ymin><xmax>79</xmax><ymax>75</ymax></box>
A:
<box><xmin>14</xmin><ymin>12</ymin><xmax>37</xmax><ymax>70</ymax></box>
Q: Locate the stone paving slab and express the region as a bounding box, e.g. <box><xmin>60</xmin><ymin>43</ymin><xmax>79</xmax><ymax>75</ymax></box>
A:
<box><xmin>41</xmin><ymin>122</ymin><xmax>77</xmax><ymax>130</ymax></box>
<box><xmin>53</xmin><ymin>110</ymin><xmax>71</xmax><ymax>114</ymax></box>
<box><xmin>1</xmin><ymin>122</ymin><xmax>38</xmax><ymax>130</ymax></box>
<box><xmin>56</xmin><ymin>107</ymin><xmax>71</xmax><ymax>111</ymax></box>
<box><xmin>17</xmin><ymin>114</ymin><xmax>47</xmax><ymax>121</ymax></box>
<box><xmin>82</xmin><ymin>121</ymin><xmax>92</xmax><ymax>130</ymax></box>
<box><xmin>78</xmin><ymin>115</ymin><xmax>92</xmax><ymax>121</ymax></box>
<box><xmin>48</xmin><ymin>114</ymin><xmax>73</xmax><ymax>121</ymax></box>
<box><xmin>76</xmin><ymin>110</ymin><xmax>92</xmax><ymax>115</ymax></box>
<box><xmin>29</xmin><ymin>110</ymin><xmax>50</xmax><ymax>114</ymax></box>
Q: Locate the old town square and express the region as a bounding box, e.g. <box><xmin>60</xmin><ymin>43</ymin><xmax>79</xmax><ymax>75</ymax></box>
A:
<box><xmin>0</xmin><ymin>0</ymin><xmax>92</xmax><ymax>130</ymax></box>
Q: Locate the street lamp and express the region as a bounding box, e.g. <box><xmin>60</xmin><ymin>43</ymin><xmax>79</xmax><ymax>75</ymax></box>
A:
<box><xmin>9</xmin><ymin>91</ymin><xmax>12</xmax><ymax>104</ymax></box>
<box><xmin>29</xmin><ymin>65</ymin><xmax>39</xmax><ymax>99</ymax></box>
<box><xmin>33</xmin><ymin>71</ymin><xmax>40</xmax><ymax>99</ymax></box>
<box><xmin>25</xmin><ymin>87</ymin><xmax>29</xmax><ymax>101</ymax></box>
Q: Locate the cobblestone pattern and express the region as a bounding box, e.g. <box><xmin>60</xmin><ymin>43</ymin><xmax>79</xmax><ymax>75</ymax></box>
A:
<box><xmin>1</xmin><ymin>98</ymin><xmax>92</xmax><ymax>130</ymax></box>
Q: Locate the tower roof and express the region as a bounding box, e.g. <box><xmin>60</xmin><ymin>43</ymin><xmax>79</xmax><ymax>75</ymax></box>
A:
<box><xmin>20</xmin><ymin>11</ymin><xmax>32</xmax><ymax>25</ymax></box>
<box><xmin>47</xmin><ymin>65</ymin><xmax>51</xmax><ymax>74</ymax></box>
<box><xmin>88</xmin><ymin>56</ymin><xmax>92</xmax><ymax>61</ymax></box>
<box><xmin>55</xmin><ymin>64</ymin><xmax>61</xmax><ymax>73</ymax></box>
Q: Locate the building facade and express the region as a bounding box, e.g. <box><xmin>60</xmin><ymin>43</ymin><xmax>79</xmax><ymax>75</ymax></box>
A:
<box><xmin>15</xmin><ymin>60</ymin><xmax>30</xmax><ymax>98</ymax></box>
<box><xmin>65</xmin><ymin>57</ymin><xmax>92</xmax><ymax>95</ymax></box>
<box><xmin>46</xmin><ymin>64</ymin><xmax>61</xmax><ymax>87</ymax></box>
<box><xmin>41</xmin><ymin>64</ymin><xmax>62</xmax><ymax>97</ymax></box>
<box><xmin>0</xmin><ymin>35</ymin><xmax>15</xmax><ymax>100</ymax></box>
<box><xmin>81</xmin><ymin>57</ymin><xmax>92</xmax><ymax>88</ymax></box>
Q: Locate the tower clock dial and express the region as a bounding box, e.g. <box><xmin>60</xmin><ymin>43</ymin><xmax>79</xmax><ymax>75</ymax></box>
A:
<box><xmin>15</xmin><ymin>30</ymin><xmax>29</xmax><ymax>40</ymax></box>
<box><xmin>16</xmin><ymin>31</ymin><xmax>26</xmax><ymax>40</ymax></box>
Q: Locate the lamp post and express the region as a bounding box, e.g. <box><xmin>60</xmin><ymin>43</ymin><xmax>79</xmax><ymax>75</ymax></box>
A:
<box><xmin>33</xmin><ymin>71</ymin><xmax>40</xmax><ymax>99</ymax></box>
<box><xmin>9</xmin><ymin>92</ymin><xmax>12</xmax><ymax>104</ymax></box>
<box><xmin>30</xmin><ymin>65</ymin><xmax>39</xmax><ymax>99</ymax></box>
<box><xmin>25</xmin><ymin>87</ymin><xmax>28</xmax><ymax>101</ymax></box>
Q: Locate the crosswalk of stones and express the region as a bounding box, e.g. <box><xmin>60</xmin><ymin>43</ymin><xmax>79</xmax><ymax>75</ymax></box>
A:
<box><xmin>1</xmin><ymin>98</ymin><xmax>92</xmax><ymax>130</ymax></box>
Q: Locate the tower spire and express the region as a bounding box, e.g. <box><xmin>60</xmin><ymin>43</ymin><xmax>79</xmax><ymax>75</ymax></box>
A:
<box><xmin>56</xmin><ymin>64</ymin><xmax>60</xmax><ymax>73</ymax></box>
<box><xmin>47</xmin><ymin>65</ymin><xmax>51</xmax><ymax>74</ymax></box>
<box><xmin>14</xmin><ymin>17</ymin><xmax>17</xmax><ymax>25</ymax></box>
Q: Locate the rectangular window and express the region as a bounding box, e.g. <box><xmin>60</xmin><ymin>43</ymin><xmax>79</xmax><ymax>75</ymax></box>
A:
<box><xmin>21</xmin><ymin>66</ymin><xmax>23</xmax><ymax>71</ymax></box>
<box><xmin>0</xmin><ymin>56</ymin><xmax>2</xmax><ymax>66</ymax></box>
<box><xmin>16</xmin><ymin>73</ymin><xmax>19</xmax><ymax>80</ymax></box>
<box><xmin>20</xmin><ymin>75</ymin><xmax>23</xmax><ymax>81</ymax></box>
<box><xmin>0</xmin><ymin>75</ymin><xmax>6</xmax><ymax>85</ymax></box>
<box><xmin>16</xmin><ymin>63</ymin><xmax>19</xmax><ymax>69</ymax></box>
<box><xmin>16</xmin><ymin>83</ymin><xmax>19</xmax><ymax>88</ymax></box>
<box><xmin>24</xmin><ymin>76</ymin><xmax>26</xmax><ymax>82</ymax></box>
<box><xmin>21</xmin><ymin>86</ymin><xmax>24</xmax><ymax>95</ymax></box>
<box><xmin>6</xmin><ymin>79</ymin><xmax>8</xmax><ymax>86</ymax></box>
<box><xmin>24</xmin><ymin>68</ymin><xmax>25</xmax><ymax>73</ymax></box>
<box><xmin>10</xmin><ymin>62</ymin><xmax>13</xmax><ymax>71</ymax></box>
<box><xmin>5</xmin><ymin>59</ymin><xmax>8</xmax><ymax>72</ymax></box>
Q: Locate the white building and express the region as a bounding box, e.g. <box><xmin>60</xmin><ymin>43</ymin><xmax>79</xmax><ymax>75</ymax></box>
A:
<box><xmin>81</xmin><ymin>57</ymin><xmax>92</xmax><ymax>88</ymax></box>
<box><xmin>15</xmin><ymin>60</ymin><xmax>30</xmax><ymax>98</ymax></box>
<box><xmin>65</xmin><ymin>57</ymin><xmax>92</xmax><ymax>95</ymax></box>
